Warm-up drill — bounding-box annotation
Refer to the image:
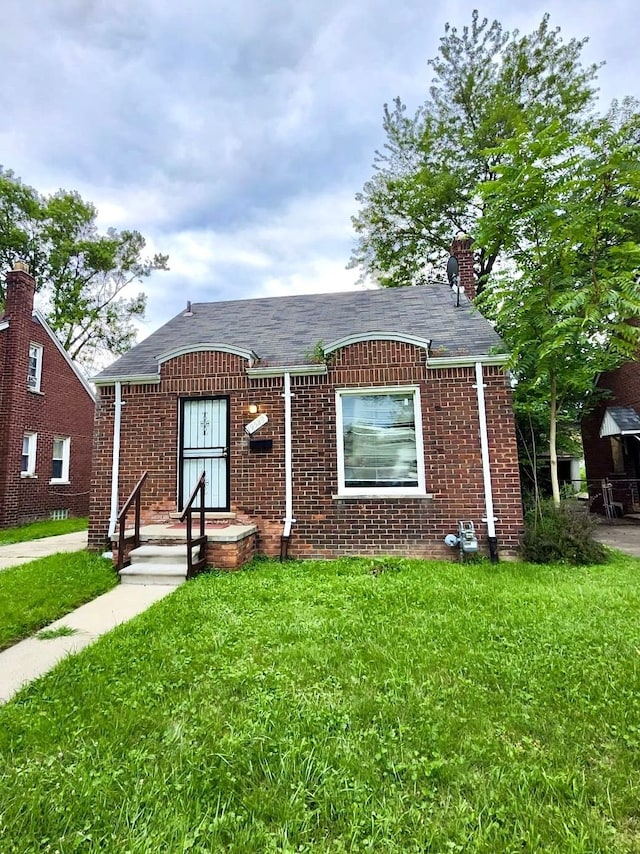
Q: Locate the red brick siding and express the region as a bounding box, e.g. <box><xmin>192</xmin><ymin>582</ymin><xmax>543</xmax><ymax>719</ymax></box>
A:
<box><xmin>581</xmin><ymin>359</ymin><xmax>640</xmax><ymax>509</ymax></box>
<box><xmin>89</xmin><ymin>342</ymin><xmax>523</xmax><ymax>560</ymax></box>
<box><xmin>0</xmin><ymin>271</ymin><xmax>94</xmax><ymax>527</ymax></box>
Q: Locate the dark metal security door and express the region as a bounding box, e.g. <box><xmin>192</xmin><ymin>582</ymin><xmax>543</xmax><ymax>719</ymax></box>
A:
<box><xmin>179</xmin><ymin>397</ymin><xmax>229</xmax><ymax>511</ymax></box>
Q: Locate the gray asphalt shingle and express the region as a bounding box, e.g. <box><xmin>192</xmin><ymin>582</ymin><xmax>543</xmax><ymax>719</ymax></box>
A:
<box><xmin>95</xmin><ymin>283</ymin><xmax>504</xmax><ymax>380</ymax></box>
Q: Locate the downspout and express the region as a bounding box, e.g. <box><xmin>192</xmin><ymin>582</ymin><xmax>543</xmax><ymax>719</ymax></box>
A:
<box><xmin>280</xmin><ymin>371</ymin><xmax>295</xmax><ymax>560</ymax></box>
<box><xmin>107</xmin><ymin>381</ymin><xmax>123</xmax><ymax>541</ymax></box>
<box><xmin>474</xmin><ymin>362</ymin><xmax>499</xmax><ymax>563</ymax></box>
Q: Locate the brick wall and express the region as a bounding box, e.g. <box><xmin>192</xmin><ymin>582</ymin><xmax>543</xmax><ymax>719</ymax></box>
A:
<box><xmin>89</xmin><ymin>341</ymin><xmax>523</xmax><ymax>559</ymax></box>
<box><xmin>581</xmin><ymin>359</ymin><xmax>640</xmax><ymax>510</ymax></box>
<box><xmin>0</xmin><ymin>268</ymin><xmax>95</xmax><ymax>527</ymax></box>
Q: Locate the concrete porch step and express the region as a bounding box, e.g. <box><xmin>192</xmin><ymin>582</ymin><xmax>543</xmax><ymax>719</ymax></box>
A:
<box><xmin>121</xmin><ymin>543</ymin><xmax>203</xmax><ymax>585</ymax></box>
<box><xmin>129</xmin><ymin>544</ymin><xmax>199</xmax><ymax>565</ymax></box>
<box><xmin>120</xmin><ymin>563</ymin><xmax>187</xmax><ymax>586</ymax></box>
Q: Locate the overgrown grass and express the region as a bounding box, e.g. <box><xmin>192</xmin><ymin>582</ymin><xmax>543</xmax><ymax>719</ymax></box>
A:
<box><xmin>0</xmin><ymin>516</ymin><xmax>88</xmax><ymax>545</ymax></box>
<box><xmin>1</xmin><ymin>556</ymin><xmax>640</xmax><ymax>852</ymax></box>
<box><xmin>0</xmin><ymin>552</ymin><xmax>117</xmax><ymax>650</ymax></box>
<box><xmin>36</xmin><ymin>625</ymin><xmax>78</xmax><ymax>640</ymax></box>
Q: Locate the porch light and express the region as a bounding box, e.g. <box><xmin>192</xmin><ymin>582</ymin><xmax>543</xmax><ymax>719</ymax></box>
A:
<box><xmin>248</xmin><ymin>403</ymin><xmax>259</xmax><ymax>415</ymax></box>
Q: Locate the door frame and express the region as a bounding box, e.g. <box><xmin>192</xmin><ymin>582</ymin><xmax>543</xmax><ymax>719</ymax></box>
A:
<box><xmin>178</xmin><ymin>395</ymin><xmax>231</xmax><ymax>512</ymax></box>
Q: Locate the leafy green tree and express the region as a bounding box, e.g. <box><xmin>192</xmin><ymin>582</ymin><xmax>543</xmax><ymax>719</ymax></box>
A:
<box><xmin>0</xmin><ymin>169</ymin><xmax>168</xmax><ymax>368</ymax></box>
<box><xmin>350</xmin><ymin>11</ymin><xmax>599</xmax><ymax>289</ymax></box>
<box><xmin>476</xmin><ymin>100</ymin><xmax>640</xmax><ymax>504</ymax></box>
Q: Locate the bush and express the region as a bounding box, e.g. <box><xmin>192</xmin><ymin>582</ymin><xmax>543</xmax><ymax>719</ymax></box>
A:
<box><xmin>522</xmin><ymin>499</ymin><xmax>609</xmax><ymax>564</ymax></box>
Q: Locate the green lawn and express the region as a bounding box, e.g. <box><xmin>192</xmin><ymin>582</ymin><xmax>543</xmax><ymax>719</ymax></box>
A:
<box><xmin>0</xmin><ymin>516</ymin><xmax>88</xmax><ymax>545</ymax></box>
<box><xmin>1</xmin><ymin>556</ymin><xmax>639</xmax><ymax>852</ymax></box>
<box><xmin>0</xmin><ymin>552</ymin><xmax>117</xmax><ymax>650</ymax></box>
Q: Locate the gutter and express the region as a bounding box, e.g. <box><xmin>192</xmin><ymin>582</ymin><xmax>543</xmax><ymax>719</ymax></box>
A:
<box><xmin>107</xmin><ymin>381</ymin><xmax>124</xmax><ymax>539</ymax></box>
<box><xmin>247</xmin><ymin>364</ymin><xmax>327</xmax><ymax>379</ymax></box>
<box><xmin>428</xmin><ymin>353</ymin><xmax>509</xmax><ymax>369</ymax></box>
<box><xmin>93</xmin><ymin>374</ymin><xmax>160</xmax><ymax>387</ymax></box>
<box><xmin>474</xmin><ymin>361</ymin><xmax>499</xmax><ymax>563</ymax></box>
<box><xmin>281</xmin><ymin>372</ymin><xmax>296</xmax><ymax>559</ymax></box>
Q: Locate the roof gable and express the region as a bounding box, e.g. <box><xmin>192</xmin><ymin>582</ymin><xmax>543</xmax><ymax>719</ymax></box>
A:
<box><xmin>32</xmin><ymin>310</ymin><xmax>95</xmax><ymax>401</ymax></box>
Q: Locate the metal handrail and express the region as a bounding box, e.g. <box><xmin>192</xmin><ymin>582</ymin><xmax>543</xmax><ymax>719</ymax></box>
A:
<box><xmin>116</xmin><ymin>471</ymin><xmax>148</xmax><ymax>572</ymax></box>
<box><xmin>180</xmin><ymin>471</ymin><xmax>207</xmax><ymax>578</ymax></box>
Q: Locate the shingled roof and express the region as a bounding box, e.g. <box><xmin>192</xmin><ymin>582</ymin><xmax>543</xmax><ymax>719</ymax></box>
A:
<box><xmin>94</xmin><ymin>283</ymin><xmax>504</xmax><ymax>382</ymax></box>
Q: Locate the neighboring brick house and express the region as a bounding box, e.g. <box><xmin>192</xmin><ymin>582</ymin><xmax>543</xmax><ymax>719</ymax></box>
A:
<box><xmin>581</xmin><ymin>360</ymin><xmax>640</xmax><ymax>515</ymax></box>
<box><xmin>89</xmin><ymin>243</ymin><xmax>523</xmax><ymax>564</ymax></box>
<box><xmin>0</xmin><ymin>263</ymin><xmax>95</xmax><ymax>527</ymax></box>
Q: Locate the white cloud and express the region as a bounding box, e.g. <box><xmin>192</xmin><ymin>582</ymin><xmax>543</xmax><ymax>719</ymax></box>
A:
<box><xmin>0</xmin><ymin>0</ymin><xmax>638</xmax><ymax>351</ymax></box>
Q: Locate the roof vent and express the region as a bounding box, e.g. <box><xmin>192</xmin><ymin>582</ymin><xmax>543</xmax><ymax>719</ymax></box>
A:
<box><xmin>184</xmin><ymin>301</ymin><xmax>193</xmax><ymax>316</ymax></box>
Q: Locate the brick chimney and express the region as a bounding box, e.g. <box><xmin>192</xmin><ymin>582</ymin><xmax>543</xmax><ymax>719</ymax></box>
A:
<box><xmin>450</xmin><ymin>234</ymin><xmax>476</xmax><ymax>301</ymax></box>
<box><xmin>0</xmin><ymin>262</ymin><xmax>38</xmax><ymax>524</ymax></box>
<box><xmin>4</xmin><ymin>260</ymin><xmax>36</xmax><ymax>320</ymax></box>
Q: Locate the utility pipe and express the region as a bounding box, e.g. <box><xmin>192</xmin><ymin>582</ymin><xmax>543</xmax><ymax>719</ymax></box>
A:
<box><xmin>280</xmin><ymin>372</ymin><xmax>296</xmax><ymax>558</ymax></box>
<box><xmin>107</xmin><ymin>381</ymin><xmax>124</xmax><ymax>539</ymax></box>
<box><xmin>474</xmin><ymin>361</ymin><xmax>499</xmax><ymax>563</ymax></box>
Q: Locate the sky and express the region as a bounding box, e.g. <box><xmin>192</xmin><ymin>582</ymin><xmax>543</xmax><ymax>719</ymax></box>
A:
<box><xmin>1</xmin><ymin>0</ymin><xmax>638</xmax><ymax>347</ymax></box>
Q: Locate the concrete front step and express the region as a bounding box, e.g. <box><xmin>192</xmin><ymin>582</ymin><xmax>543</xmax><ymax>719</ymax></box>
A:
<box><xmin>120</xmin><ymin>563</ymin><xmax>187</xmax><ymax>586</ymax></box>
<box><xmin>122</xmin><ymin>543</ymin><xmax>201</xmax><ymax>585</ymax></box>
<box><xmin>129</xmin><ymin>544</ymin><xmax>198</xmax><ymax>565</ymax></box>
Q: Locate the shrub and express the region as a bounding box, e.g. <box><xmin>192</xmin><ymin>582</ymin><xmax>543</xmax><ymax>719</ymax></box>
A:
<box><xmin>522</xmin><ymin>499</ymin><xmax>608</xmax><ymax>564</ymax></box>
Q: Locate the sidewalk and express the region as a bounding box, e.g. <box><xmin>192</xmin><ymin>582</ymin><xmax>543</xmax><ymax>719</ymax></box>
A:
<box><xmin>0</xmin><ymin>530</ymin><xmax>88</xmax><ymax>570</ymax></box>
<box><xmin>0</xmin><ymin>584</ymin><xmax>176</xmax><ymax>704</ymax></box>
<box><xmin>0</xmin><ymin>531</ymin><xmax>178</xmax><ymax>704</ymax></box>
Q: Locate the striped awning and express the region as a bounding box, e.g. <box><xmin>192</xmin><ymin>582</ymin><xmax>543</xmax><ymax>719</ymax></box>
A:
<box><xmin>600</xmin><ymin>406</ymin><xmax>640</xmax><ymax>438</ymax></box>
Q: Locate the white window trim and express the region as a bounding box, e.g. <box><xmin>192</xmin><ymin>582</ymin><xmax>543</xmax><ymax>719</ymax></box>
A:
<box><xmin>50</xmin><ymin>436</ymin><xmax>71</xmax><ymax>484</ymax></box>
<box><xmin>28</xmin><ymin>343</ymin><xmax>43</xmax><ymax>393</ymax></box>
<box><xmin>335</xmin><ymin>385</ymin><xmax>427</xmax><ymax>498</ymax></box>
<box><xmin>21</xmin><ymin>432</ymin><xmax>38</xmax><ymax>478</ymax></box>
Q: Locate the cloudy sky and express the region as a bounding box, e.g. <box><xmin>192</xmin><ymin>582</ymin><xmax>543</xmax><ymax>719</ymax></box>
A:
<box><xmin>1</xmin><ymin>0</ymin><xmax>638</xmax><ymax>343</ymax></box>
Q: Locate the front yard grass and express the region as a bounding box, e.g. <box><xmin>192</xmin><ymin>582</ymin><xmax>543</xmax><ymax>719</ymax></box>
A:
<box><xmin>0</xmin><ymin>516</ymin><xmax>88</xmax><ymax>545</ymax></box>
<box><xmin>1</xmin><ymin>556</ymin><xmax>639</xmax><ymax>852</ymax></box>
<box><xmin>0</xmin><ymin>552</ymin><xmax>117</xmax><ymax>650</ymax></box>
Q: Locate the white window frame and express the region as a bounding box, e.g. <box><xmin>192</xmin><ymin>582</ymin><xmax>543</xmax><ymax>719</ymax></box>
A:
<box><xmin>335</xmin><ymin>386</ymin><xmax>427</xmax><ymax>497</ymax></box>
<box><xmin>21</xmin><ymin>432</ymin><xmax>38</xmax><ymax>478</ymax></box>
<box><xmin>27</xmin><ymin>343</ymin><xmax>43</xmax><ymax>392</ymax></box>
<box><xmin>50</xmin><ymin>436</ymin><xmax>71</xmax><ymax>484</ymax></box>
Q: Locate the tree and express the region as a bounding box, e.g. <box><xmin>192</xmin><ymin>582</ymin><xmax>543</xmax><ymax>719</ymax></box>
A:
<box><xmin>476</xmin><ymin>100</ymin><xmax>640</xmax><ymax>504</ymax></box>
<box><xmin>0</xmin><ymin>169</ymin><xmax>169</xmax><ymax>368</ymax></box>
<box><xmin>350</xmin><ymin>11</ymin><xmax>600</xmax><ymax>290</ymax></box>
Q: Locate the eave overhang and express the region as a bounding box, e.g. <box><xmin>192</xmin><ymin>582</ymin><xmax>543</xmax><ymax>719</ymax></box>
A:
<box><xmin>426</xmin><ymin>353</ymin><xmax>510</xmax><ymax>368</ymax></box>
<box><xmin>246</xmin><ymin>364</ymin><xmax>328</xmax><ymax>379</ymax></box>
<box><xmin>600</xmin><ymin>406</ymin><xmax>640</xmax><ymax>438</ymax></box>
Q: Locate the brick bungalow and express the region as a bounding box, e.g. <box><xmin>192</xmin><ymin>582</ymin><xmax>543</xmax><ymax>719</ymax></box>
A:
<box><xmin>88</xmin><ymin>241</ymin><xmax>524</xmax><ymax>566</ymax></box>
<box><xmin>0</xmin><ymin>263</ymin><xmax>95</xmax><ymax>527</ymax></box>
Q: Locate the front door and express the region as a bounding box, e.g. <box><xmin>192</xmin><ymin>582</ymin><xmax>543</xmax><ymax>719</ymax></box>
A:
<box><xmin>179</xmin><ymin>397</ymin><xmax>229</xmax><ymax>511</ymax></box>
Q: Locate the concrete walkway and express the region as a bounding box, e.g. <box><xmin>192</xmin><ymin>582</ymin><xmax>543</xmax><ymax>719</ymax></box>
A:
<box><xmin>0</xmin><ymin>584</ymin><xmax>176</xmax><ymax>704</ymax></box>
<box><xmin>0</xmin><ymin>530</ymin><xmax>88</xmax><ymax>570</ymax></box>
<box><xmin>0</xmin><ymin>531</ymin><xmax>178</xmax><ymax>704</ymax></box>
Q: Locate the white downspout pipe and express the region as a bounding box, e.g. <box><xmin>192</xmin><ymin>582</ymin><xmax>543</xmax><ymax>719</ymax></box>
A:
<box><xmin>107</xmin><ymin>381</ymin><xmax>123</xmax><ymax>539</ymax></box>
<box><xmin>282</xmin><ymin>372</ymin><xmax>295</xmax><ymax>547</ymax></box>
<box><xmin>474</xmin><ymin>361</ymin><xmax>499</xmax><ymax>562</ymax></box>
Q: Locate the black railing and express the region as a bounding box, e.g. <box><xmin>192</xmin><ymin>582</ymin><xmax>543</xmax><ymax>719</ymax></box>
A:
<box><xmin>116</xmin><ymin>471</ymin><xmax>148</xmax><ymax>572</ymax></box>
<box><xmin>180</xmin><ymin>471</ymin><xmax>208</xmax><ymax>578</ymax></box>
<box><xmin>588</xmin><ymin>477</ymin><xmax>640</xmax><ymax>518</ymax></box>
